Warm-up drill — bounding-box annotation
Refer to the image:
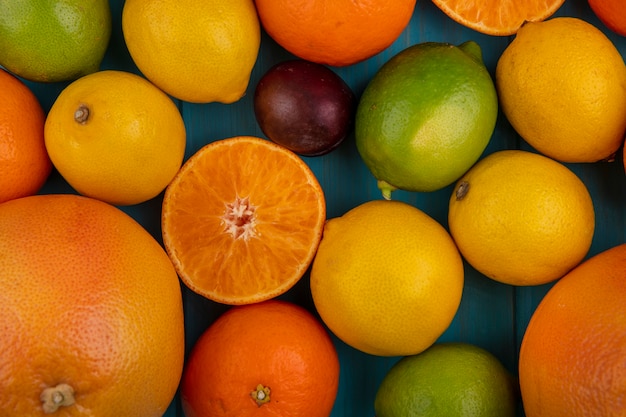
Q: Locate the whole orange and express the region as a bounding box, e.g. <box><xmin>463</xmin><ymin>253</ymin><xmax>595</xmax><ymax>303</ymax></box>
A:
<box><xmin>519</xmin><ymin>243</ymin><xmax>626</xmax><ymax>416</ymax></box>
<box><xmin>0</xmin><ymin>69</ymin><xmax>51</xmax><ymax>204</ymax></box>
<box><xmin>0</xmin><ymin>194</ymin><xmax>185</xmax><ymax>416</ymax></box>
<box><xmin>588</xmin><ymin>0</ymin><xmax>626</xmax><ymax>37</ymax></box>
<box><xmin>254</xmin><ymin>0</ymin><xmax>417</xmax><ymax>67</ymax></box>
<box><xmin>180</xmin><ymin>300</ymin><xmax>340</xmax><ymax>417</ymax></box>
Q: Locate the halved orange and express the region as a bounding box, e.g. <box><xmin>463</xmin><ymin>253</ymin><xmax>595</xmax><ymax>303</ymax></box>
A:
<box><xmin>161</xmin><ymin>136</ymin><xmax>326</xmax><ymax>305</ymax></box>
<box><xmin>431</xmin><ymin>0</ymin><xmax>565</xmax><ymax>36</ymax></box>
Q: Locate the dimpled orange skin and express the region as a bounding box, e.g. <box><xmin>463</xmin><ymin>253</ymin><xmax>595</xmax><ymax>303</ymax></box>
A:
<box><xmin>254</xmin><ymin>0</ymin><xmax>417</xmax><ymax>67</ymax></box>
<box><xmin>588</xmin><ymin>0</ymin><xmax>626</xmax><ymax>37</ymax></box>
<box><xmin>0</xmin><ymin>69</ymin><xmax>52</xmax><ymax>203</ymax></box>
<box><xmin>519</xmin><ymin>243</ymin><xmax>626</xmax><ymax>417</ymax></box>
<box><xmin>0</xmin><ymin>194</ymin><xmax>185</xmax><ymax>416</ymax></box>
<box><xmin>181</xmin><ymin>300</ymin><xmax>340</xmax><ymax>417</ymax></box>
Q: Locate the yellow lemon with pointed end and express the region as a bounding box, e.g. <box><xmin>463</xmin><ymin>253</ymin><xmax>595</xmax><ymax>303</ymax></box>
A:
<box><xmin>448</xmin><ymin>150</ymin><xmax>595</xmax><ymax>286</ymax></box>
<box><xmin>496</xmin><ymin>17</ymin><xmax>626</xmax><ymax>163</ymax></box>
<box><xmin>44</xmin><ymin>70</ymin><xmax>186</xmax><ymax>206</ymax></box>
<box><xmin>310</xmin><ymin>200</ymin><xmax>464</xmax><ymax>357</ymax></box>
<box><xmin>122</xmin><ymin>0</ymin><xmax>260</xmax><ymax>104</ymax></box>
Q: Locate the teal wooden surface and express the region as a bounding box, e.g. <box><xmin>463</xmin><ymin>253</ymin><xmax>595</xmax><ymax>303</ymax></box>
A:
<box><xmin>24</xmin><ymin>0</ymin><xmax>626</xmax><ymax>416</ymax></box>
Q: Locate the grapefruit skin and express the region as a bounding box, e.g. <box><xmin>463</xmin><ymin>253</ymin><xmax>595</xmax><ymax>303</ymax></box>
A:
<box><xmin>0</xmin><ymin>194</ymin><xmax>185</xmax><ymax>417</ymax></box>
<box><xmin>519</xmin><ymin>243</ymin><xmax>626</xmax><ymax>417</ymax></box>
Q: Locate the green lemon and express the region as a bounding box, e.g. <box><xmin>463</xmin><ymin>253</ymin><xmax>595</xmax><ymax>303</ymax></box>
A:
<box><xmin>355</xmin><ymin>41</ymin><xmax>497</xmax><ymax>199</ymax></box>
<box><xmin>0</xmin><ymin>0</ymin><xmax>111</xmax><ymax>83</ymax></box>
<box><xmin>375</xmin><ymin>342</ymin><xmax>518</xmax><ymax>417</ymax></box>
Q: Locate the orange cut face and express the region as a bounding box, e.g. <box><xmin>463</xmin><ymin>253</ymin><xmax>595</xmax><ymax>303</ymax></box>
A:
<box><xmin>431</xmin><ymin>0</ymin><xmax>565</xmax><ymax>35</ymax></box>
<box><xmin>161</xmin><ymin>136</ymin><xmax>326</xmax><ymax>305</ymax></box>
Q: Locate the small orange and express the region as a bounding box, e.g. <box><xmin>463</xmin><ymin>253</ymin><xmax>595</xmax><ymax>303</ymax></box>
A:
<box><xmin>0</xmin><ymin>194</ymin><xmax>185</xmax><ymax>416</ymax></box>
<box><xmin>431</xmin><ymin>0</ymin><xmax>565</xmax><ymax>36</ymax></box>
<box><xmin>519</xmin><ymin>243</ymin><xmax>626</xmax><ymax>417</ymax></box>
<box><xmin>254</xmin><ymin>0</ymin><xmax>417</xmax><ymax>67</ymax></box>
<box><xmin>0</xmin><ymin>69</ymin><xmax>51</xmax><ymax>203</ymax></box>
<box><xmin>588</xmin><ymin>0</ymin><xmax>626</xmax><ymax>37</ymax></box>
<box><xmin>180</xmin><ymin>299</ymin><xmax>340</xmax><ymax>417</ymax></box>
<box><xmin>161</xmin><ymin>136</ymin><xmax>326</xmax><ymax>305</ymax></box>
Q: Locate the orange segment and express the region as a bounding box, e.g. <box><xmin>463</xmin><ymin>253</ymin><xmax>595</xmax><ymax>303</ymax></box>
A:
<box><xmin>431</xmin><ymin>0</ymin><xmax>565</xmax><ymax>36</ymax></box>
<box><xmin>161</xmin><ymin>136</ymin><xmax>326</xmax><ymax>305</ymax></box>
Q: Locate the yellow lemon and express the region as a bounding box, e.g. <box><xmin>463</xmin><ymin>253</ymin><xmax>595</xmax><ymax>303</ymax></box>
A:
<box><xmin>310</xmin><ymin>200</ymin><xmax>464</xmax><ymax>357</ymax></box>
<box><xmin>44</xmin><ymin>70</ymin><xmax>186</xmax><ymax>206</ymax></box>
<box><xmin>496</xmin><ymin>17</ymin><xmax>626</xmax><ymax>163</ymax></box>
<box><xmin>448</xmin><ymin>150</ymin><xmax>595</xmax><ymax>286</ymax></box>
<box><xmin>122</xmin><ymin>0</ymin><xmax>260</xmax><ymax>104</ymax></box>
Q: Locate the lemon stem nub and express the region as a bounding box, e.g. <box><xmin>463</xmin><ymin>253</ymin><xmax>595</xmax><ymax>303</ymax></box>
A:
<box><xmin>40</xmin><ymin>383</ymin><xmax>75</xmax><ymax>413</ymax></box>
<box><xmin>251</xmin><ymin>384</ymin><xmax>271</xmax><ymax>407</ymax></box>
<box><xmin>455</xmin><ymin>181</ymin><xmax>470</xmax><ymax>200</ymax></box>
<box><xmin>377</xmin><ymin>180</ymin><xmax>397</xmax><ymax>201</ymax></box>
<box><xmin>74</xmin><ymin>104</ymin><xmax>90</xmax><ymax>124</ymax></box>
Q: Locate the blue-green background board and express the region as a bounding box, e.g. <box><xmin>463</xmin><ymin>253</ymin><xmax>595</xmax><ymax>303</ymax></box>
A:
<box><xmin>22</xmin><ymin>0</ymin><xmax>626</xmax><ymax>415</ymax></box>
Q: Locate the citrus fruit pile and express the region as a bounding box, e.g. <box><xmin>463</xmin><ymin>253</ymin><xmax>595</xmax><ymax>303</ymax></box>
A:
<box><xmin>0</xmin><ymin>1</ymin><xmax>625</xmax><ymax>417</ymax></box>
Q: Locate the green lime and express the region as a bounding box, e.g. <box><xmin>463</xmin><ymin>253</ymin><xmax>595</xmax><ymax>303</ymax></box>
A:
<box><xmin>355</xmin><ymin>41</ymin><xmax>498</xmax><ymax>199</ymax></box>
<box><xmin>0</xmin><ymin>0</ymin><xmax>111</xmax><ymax>83</ymax></box>
<box><xmin>374</xmin><ymin>342</ymin><xmax>518</xmax><ymax>417</ymax></box>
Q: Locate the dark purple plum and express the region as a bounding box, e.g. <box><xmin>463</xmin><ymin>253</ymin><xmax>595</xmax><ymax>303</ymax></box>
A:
<box><xmin>253</xmin><ymin>59</ymin><xmax>356</xmax><ymax>156</ymax></box>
